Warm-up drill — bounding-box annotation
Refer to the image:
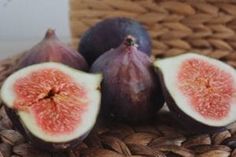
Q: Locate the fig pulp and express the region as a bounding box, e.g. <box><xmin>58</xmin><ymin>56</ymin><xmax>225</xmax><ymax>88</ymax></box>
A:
<box><xmin>79</xmin><ymin>17</ymin><xmax>152</xmax><ymax>65</ymax></box>
<box><xmin>1</xmin><ymin>62</ymin><xmax>102</xmax><ymax>151</ymax></box>
<box><xmin>91</xmin><ymin>36</ymin><xmax>164</xmax><ymax>122</ymax></box>
<box><xmin>19</xmin><ymin>29</ymin><xmax>88</xmax><ymax>71</ymax></box>
<box><xmin>154</xmin><ymin>53</ymin><xmax>236</xmax><ymax>131</ymax></box>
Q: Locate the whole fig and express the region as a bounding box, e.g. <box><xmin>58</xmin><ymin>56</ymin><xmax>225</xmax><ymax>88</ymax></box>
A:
<box><xmin>79</xmin><ymin>17</ymin><xmax>152</xmax><ymax>65</ymax></box>
<box><xmin>91</xmin><ymin>36</ymin><xmax>164</xmax><ymax>122</ymax></box>
<box><xmin>18</xmin><ymin>29</ymin><xmax>88</xmax><ymax>71</ymax></box>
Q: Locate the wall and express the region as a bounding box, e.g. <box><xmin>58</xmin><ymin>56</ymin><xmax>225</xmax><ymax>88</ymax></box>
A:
<box><xmin>0</xmin><ymin>0</ymin><xmax>71</xmax><ymax>59</ymax></box>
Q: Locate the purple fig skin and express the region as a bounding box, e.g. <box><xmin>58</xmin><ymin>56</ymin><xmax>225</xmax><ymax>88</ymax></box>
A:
<box><xmin>91</xmin><ymin>36</ymin><xmax>164</xmax><ymax>123</ymax></box>
<box><xmin>79</xmin><ymin>17</ymin><xmax>152</xmax><ymax>66</ymax></box>
<box><xmin>18</xmin><ymin>29</ymin><xmax>88</xmax><ymax>71</ymax></box>
<box><xmin>156</xmin><ymin>68</ymin><xmax>226</xmax><ymax>134</ymax></box>
<box><xmin>4</xmin><ymin>106</ymin><xmax>90</xmax><ymax>152</ymax></box>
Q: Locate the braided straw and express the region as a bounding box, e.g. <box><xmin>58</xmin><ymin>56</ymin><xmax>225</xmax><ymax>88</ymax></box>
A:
<box><xmin>1</xmin><ymin>0</ymin><xmax>236</xmax><ymax>156</ymax></box>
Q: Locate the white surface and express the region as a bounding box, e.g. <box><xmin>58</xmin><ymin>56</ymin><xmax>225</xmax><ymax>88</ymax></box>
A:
<box><xmin>0</xmin><ymin>0</ymin><xmax>71</xmax><ymax>60</ymax></box>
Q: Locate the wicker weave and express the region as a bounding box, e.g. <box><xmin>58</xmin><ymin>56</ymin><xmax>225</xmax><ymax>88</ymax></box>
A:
<box><xmin>1</xmin><ymin>0</ymin><xmax>236</xmax><ymax>156</ymax></box>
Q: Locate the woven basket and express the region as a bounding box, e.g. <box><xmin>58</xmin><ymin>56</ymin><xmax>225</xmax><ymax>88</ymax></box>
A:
<box><xmin>1</xmin><ymin>0</ymin><xmax>236</xmax><ymax>156</ymax></box>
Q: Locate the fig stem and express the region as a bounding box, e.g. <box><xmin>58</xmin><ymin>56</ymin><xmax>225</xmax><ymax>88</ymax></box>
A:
<box><xmin>125</xmin><ymin>35</ymin><xmax>137</xmax><ymax>47</ymax></box>
<box><xmin>45</xmin><ymin>29</ymin><xmax>57</xmax><ymax>39</ymax></box>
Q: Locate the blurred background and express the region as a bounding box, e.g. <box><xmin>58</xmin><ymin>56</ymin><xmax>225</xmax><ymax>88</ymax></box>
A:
<box><xmin>0</xmin><ymin>0</ymin><xmax>71</xmax><ymax>59</ymax></box>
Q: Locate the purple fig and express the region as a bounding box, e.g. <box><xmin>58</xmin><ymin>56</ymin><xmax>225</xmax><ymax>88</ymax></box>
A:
<box><xmin>79</xmin><ymin>17</ymin><xmax>152</xmax><ymax>65</ymax></box>
<box><xmin>91</xmin><ymin>35</ymin><xmax>164</xmax><ymax>122</ymax></box>
<box><xmin>18</xmin><ymin>29</ymin><xmax>88</xmax><ymax>71</ymax></box>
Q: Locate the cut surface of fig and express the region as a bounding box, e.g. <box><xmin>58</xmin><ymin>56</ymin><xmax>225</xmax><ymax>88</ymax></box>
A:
<box><xmin>1</xmin><ymin>62</ymin><xmax>102</xmax><ymax>143</ymax></box>
<box><xmin>154</xmin><ymin>53</ymin><xmax>236</xmax><ymax>127</ymax></box>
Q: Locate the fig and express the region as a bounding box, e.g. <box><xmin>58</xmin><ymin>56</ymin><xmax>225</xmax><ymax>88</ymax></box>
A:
<box><xmin>79</xmin><ymin>17</ymin><xmax>152</xmax><ymax>65</ymax></box>
<box><xmin>91</xmin><ymin>35</ymin><xmax>164</xmax><ymax>122</ymax></box>
<box><xmin>1</xmin><ymin>62</ymin><xmax>102</xmax><ymax>151</ymax></box>
<box><xmin>19</xmin><ymin>29</ymin><xmax>88</xmax><ymax>71</ymax></box>
<box><xmin>154</xmin><ymin>53</ymin><xmax>236</xmax><ymax>131</ymax></box>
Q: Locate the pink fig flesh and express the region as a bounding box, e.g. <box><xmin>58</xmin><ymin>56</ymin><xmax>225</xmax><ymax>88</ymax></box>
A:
<box><xmin>14</xmin><ymin>68</ymin><xmax>87</xmax><ymax>134</ymax></box>
<box><xmin>178</xmin><ymin>58</ymin><xmax>234</xmax><ymax>120</ymax></box>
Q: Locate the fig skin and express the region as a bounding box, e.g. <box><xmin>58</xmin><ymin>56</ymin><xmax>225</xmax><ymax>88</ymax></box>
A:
<box><xmin>18</xmin><ymin>29</ymin><xmax>88</xmax><ymax>71</ymax></box>
<box><xmin>5</xmin><ymin>107</ymin><xmax>89</xmax><ymax>151</ymax></box>
<box><xmin>91</xmin><ymin>36</ymin><xmax>164</xmax><ymax>123</ymax></box>
<box><xmin>155</xmin><ymin>67</ymin><xmax>225</xmax><ymax>134</ymax></box>
<box><xmin>79</xmin><ymin>17</ymin><xmax>152</xmax><ymax>65</ymax></box>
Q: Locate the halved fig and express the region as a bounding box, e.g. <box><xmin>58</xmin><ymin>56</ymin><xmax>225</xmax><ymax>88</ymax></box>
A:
<box><xmin>1</xmin><ymin>62</ymin><xmax>102</xmax><ymax>151</ymax></box>
<box><xmin>154</xmin><ymin>53</ymin><xmax>236</xmax><ymax>131</ymax></box>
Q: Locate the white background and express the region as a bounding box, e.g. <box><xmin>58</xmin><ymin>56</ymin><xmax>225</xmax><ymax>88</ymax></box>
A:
<box><xmin>0</xmin><ymin>0</ymin><xmax>71</xmax><ymax>60</ymax></box>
